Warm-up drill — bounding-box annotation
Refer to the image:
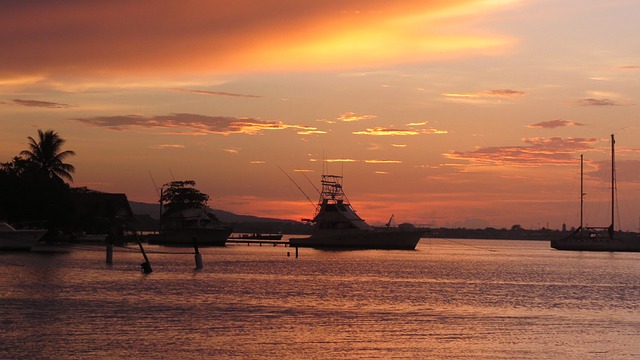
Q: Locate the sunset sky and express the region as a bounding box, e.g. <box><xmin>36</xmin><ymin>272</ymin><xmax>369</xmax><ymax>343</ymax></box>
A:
<box><xmin>2</xmin><ymin>0</ymin><xmax>640</xmax><ymax>230</ymax></box>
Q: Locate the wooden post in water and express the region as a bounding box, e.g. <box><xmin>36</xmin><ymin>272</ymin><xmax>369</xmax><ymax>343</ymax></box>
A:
<box><xmin>295</xmin><ymin>246</ymin><xmax>299</xmax><ymax>258</ymax></box>
<box><xmin>136</xmin><ymin>235</ymin><xmax>153</xmax><ymax>274</ymax></box>
<box><xmin>193</xmin><ymin>238</ymin><xmax>203</xmax><ymax>270</ymax></box>
<box><xmin>106</xmin><ymin>243</ymin><xmax>113</xmax><ymax>264</ymax></box>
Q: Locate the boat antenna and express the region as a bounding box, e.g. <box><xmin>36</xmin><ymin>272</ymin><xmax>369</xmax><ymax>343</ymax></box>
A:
<box><xmin>322</xmin><ymin>150</ymin><xmax>327</xmax><ymax>175</ymax></box>
<box><xmin>277</xmin><ymin>165</ymin><xmax>317</xmax><ymax>210</ymax></box>
<box><xmin>149</xmin><ymin>170</ymin><xmax>160</xmax><ymax>197</ymax></box>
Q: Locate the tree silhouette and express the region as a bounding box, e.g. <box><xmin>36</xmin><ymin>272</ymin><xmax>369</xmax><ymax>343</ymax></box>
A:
<box><xmin>161</xmin><ymin>180</ymin><xmax>209</xmax><ymax>214</ymax></box>
<box><xmin>20</xmin><ymin>129</ymin><xmax>75</xmax><ymax>183</ymax></box>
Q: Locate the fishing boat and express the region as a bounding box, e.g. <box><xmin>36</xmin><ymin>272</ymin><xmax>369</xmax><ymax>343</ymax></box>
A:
<box><xmin>289</xmin><ymin>174</ymin><xmax>423</xmax><ymax>250</ymax></box>
<box><xmin>551</xmin><ymin>134</ymin><xmax>640</xmax><ymax>251</ymax></box>
<box><xmin>0</xmin><ymin>222</ymin><xmax>47</xmax><ymax>251</ymax></box>
<box><xmin>151</xmin><ymin>208</ymin><xmax>233</xmax><ymax>247</ymax></box>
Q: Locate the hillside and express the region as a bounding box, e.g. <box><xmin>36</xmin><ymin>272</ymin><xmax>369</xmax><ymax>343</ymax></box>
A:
<box><xmin>128</xmin><ymin>201</ymin><xmax>312</xmax><ymax>234</ymax></box>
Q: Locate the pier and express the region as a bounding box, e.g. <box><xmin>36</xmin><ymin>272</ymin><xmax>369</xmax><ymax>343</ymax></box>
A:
<box><xmin>226</xmin><ymin>239</ymin><xmax>291</xmax><ymax>247</ymax></box>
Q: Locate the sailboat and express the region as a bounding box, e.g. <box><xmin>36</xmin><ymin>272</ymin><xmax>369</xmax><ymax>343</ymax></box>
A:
<box><xmin>289</xmin><ymin>174</ymin><xmax>424</xmax><ymax>250</ymax></box>
<box><xmin>551</xmin><ymin>134</ymin><xmax>640</xmax><ymax>251</ymax></box>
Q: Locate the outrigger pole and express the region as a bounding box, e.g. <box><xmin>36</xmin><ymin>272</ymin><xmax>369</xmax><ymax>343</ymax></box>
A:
<box><xmin>277</xmin><ymin>165</ymin><xmax>317</xmax><ymax>211</ymax></box>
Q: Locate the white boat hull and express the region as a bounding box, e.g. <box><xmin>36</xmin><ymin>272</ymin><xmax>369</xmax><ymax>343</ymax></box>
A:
<box><xmin>0</xmin><ymin>229</ymin><xmax>47</xmax><ymax>251</ymax></box>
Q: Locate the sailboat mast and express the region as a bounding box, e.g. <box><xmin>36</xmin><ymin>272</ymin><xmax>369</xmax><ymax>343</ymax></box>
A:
<box><xmin>580</xmin><ymin>154</ymin><xmax>584</xmax><ymax>229</ymax></box>
<box><xmin>611</xmin><ymin>134</ymin><xmax>615</xmax><ymax>228</ymax></box>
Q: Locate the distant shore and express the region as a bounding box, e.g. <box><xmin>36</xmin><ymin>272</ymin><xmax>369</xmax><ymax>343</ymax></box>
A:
<box><xmin>426</xmin><ymin>227</ymin><xmax>639</xmax><ymax>241</ymax></box>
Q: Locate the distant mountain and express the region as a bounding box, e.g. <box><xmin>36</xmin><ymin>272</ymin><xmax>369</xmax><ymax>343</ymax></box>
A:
<box><xmin>128</xmin><ymin>201</ymin><xmax>312</xmax><ymax>234</ymax></box>
<box><xmin>129</xmin><ymin>201</ymin><xmax>292</xmax><ymax>222</ymax></box>
<box><xmin>129</xmin><ymin>201</ymin><xmax>162</xmax><ymax>219</ymax></box>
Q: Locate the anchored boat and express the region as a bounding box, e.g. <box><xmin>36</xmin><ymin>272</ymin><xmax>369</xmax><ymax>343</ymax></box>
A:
<box><xmin>289</xmin><ymin>175</ymin><xmax>423</xmax><ymax>250</ymax></box>
<box><xmin>551</xmin><ymin>134</ymin><xmax>640</xmax><ymax>251</ymax></box>
<box><xmin>0</xmin><ymin>222</ymin><xmax>47</xmax><ymax>251</ymax></box>
<box><xmin>151</xmin><ymin>208</ymin><xmax>232</xmax><ymax>246</ymax></box>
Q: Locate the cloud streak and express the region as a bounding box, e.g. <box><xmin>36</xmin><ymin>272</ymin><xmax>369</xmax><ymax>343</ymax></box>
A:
<box><xmin>443</xmin><ymin>89</ymin><xmax>525</xmax><ymax>99</ymax></box>
<box><xmin>353</xmin><ymin>127</ymin><xmax>447</xmax><ymax>136</ymax></box>
<box><xmin>576</xmin><ymin>98</ymin><xmax>624</xmax><ymax>106</ymax></box>
<box><xmin>444</xmin><ymin>137</ymin><xmax>599</xmax><ymax>167</ymax></box>
<box><xmin>72</xmin><ymin>113</ymin><xmax>319</xmax><ymax>135</ymax></box>
<box><xmin>337</xmin><ymin>112</ymin><xmax>377</xmax><ymax>122</ymax></box>
<box><xmin>527</xmin><ymin>119</ymin><xmax>586</xmax><ymax>129</ymax></box>
<box><xmin>171</xmin><ymin>88</ymin><xmax>263</xmax><ymax>98</ymax></box>
<box><xmin>11</xmin><ymin>99</ymin><xmax>73</xmax><ymax>108</ymax></box>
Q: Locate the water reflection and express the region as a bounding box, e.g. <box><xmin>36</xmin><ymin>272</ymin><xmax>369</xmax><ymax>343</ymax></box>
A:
<box><xmin>1</xmin><ymin>239</ymin><xmax>639</xmax><ymax>359</ymax></box>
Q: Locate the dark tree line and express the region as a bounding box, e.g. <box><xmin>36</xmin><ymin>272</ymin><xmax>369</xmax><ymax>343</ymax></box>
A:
<box><xmin>0</xmin><ymin>130</ymin><xmax>75</xmax><ymax>231</ymax></box>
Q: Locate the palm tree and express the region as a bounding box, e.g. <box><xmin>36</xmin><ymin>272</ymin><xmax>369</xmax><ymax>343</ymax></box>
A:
<box><xmin>20</xmin><ymin>129</ymin><xmax>76</xmax><ymax>183</ymax></box>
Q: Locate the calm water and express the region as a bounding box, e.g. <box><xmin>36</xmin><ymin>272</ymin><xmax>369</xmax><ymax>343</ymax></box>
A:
<box><xmin>1</xmin><ymin>238</ymin><xmax>639</xmax><ymax>359</ymax></box>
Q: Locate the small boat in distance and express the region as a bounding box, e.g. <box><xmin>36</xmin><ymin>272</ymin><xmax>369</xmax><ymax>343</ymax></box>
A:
<box><xmin>149</xmin><ymin>180</ymin><xmax>233</xmax><ymax>247</ymax></box>
<box><xmin>0</xmin><ymin>222</ymin><xmax>47</xmax><ymax>251</ymax></box>
<box><xmin>551</xmin><ymin>134</ymin><xmax>640</xmax><ymax>251</ymax></box>
<box><xmin>289</xmin><ymin>174</ymin><xmax>423</xmax><ymax>250</ymax></box>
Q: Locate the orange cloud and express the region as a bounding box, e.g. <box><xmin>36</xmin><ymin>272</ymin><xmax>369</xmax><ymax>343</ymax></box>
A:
<box><xmin>337</xmin><ymin>112</ymin><xmax>377</xmax><ymax>122</ymax></box>
<box><xmin>0</xmin><ymin>1</ymin><xmax>517</xmax><ymax>77</ymax></box>
<box><xmin>149</xmin><ymin>144</ymin><xmax>185</xmax><ymax>149</ymax></box>
<box><xmin>614</xmin><ymin>65</ymin><xmax>640</xmax><ymax>70</ymax></box>
<box><xmin>354</xmin><ymin>127</ymin><xmax>447</xmax><ymax>136</ymax></box>
<box><xmin>364</xmin><ymin>160</ymin><xmax>402</xmax><ymax>164</ymax></box>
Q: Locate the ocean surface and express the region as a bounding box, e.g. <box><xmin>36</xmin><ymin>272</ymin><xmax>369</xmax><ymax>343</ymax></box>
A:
<box><xmin>1</xmin><ymin>238</ymin><xmax>639</xmax><ymax>359</ymax></box>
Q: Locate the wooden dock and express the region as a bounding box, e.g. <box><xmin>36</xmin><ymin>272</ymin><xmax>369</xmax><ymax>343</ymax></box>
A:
<box><xmin>226</xmin><ymin>239</ymin><xmax>290</xmax><ymax>247</ymax></box>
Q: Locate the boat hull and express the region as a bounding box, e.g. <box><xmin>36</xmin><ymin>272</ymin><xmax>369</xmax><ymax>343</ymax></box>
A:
<box><xmin>289</xmin><ymin>230</ymin><xmax>423</xmax><ymax>250</ymax></box>
<box><xmin>0</xmin><ymin>229</ymin><xmax>48</xmax><ymax>251</ymax></box>
<box><xmin>551</xmin><ymin>237</ymin><xmax>640</xmax><ymax>252</ymax></box>
<box><xmin>152</xmin><ymin>227</ymin><xmax>233</xmax><ymax>247</ymax></box>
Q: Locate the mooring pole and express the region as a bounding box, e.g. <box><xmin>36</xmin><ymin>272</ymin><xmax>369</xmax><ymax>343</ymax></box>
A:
<box><xmin>136</xmin><ymin>235</ymin><xmax>153</xmax><ymax>274</ymax></box>
<box><xmin>295</xmin><ymin>246</ymin><xmax>299</xmax><ymax>258</ymax></box>
<box><xmin>106</xmin><ymin>243</ymin><xmax>113</xmax><ymax>264</ymax></box>
<box><xmin>193</xmin><ymin>238</ymin><xmax>203</xmax><ymax>270</ymax></box>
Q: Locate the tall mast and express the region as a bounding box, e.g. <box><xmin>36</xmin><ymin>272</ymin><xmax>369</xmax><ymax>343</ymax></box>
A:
<box><xmin>580</xmin><ymin>154</ymin><xmax>584</xmax><ymax>229</ymax></box>
<box><xmin>611</xmin><ymin>134</ymin><xmax>615</xmax><ymax>228</ymax></box>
